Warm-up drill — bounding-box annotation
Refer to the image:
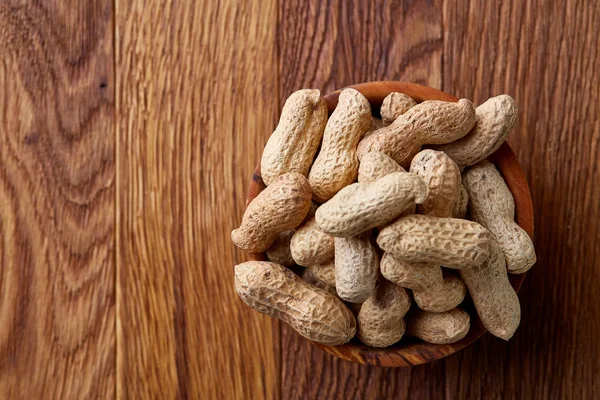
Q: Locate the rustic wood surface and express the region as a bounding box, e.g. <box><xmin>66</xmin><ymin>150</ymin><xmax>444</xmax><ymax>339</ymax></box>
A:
<box><xmin>115</xmin><ymin>1</ymin><xmax>280</xmax><ymax>399</ymax></box>
<box><xmin>0</xmin><ymin>0</ymin><xmax>598</xmax><ymax>399</ymax></box>
<box><xmin>0</xmin><ymin>1</ymin><xmax>115</xmax><ymax>398</ymax></box>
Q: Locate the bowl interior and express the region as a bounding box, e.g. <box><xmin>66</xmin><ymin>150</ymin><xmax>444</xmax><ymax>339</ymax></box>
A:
<box><xmin>245</xmin><ymin>81</ymin><xmax>534</xmax><ymax>367</ymax></box>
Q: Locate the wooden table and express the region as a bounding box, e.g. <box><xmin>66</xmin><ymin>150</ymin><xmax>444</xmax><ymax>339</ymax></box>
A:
<box><xmin>0</xmin><ymin>1</ymin><xmax>598</xmax><ymax>398</ymax></box>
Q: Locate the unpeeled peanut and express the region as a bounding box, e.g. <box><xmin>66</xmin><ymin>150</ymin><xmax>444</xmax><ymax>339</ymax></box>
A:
<box><xmin>290</xmin><ymin>217</ymin><xmax>334</xmax><ymax>267</ymax></box>
<box><xmin>459</xmin><ymin>240</ymin><xmax>520</xmax><ymax>340</ymax></box>
<box><xmin>357</xmin><ymin>99</ymin><xmax>476</xmax><ymax>168</ymax></box>
<box><xmin>357</xmin><ymin>280</ymin><xmax>411</xmax><ymax>347</ymax></box>
<box><xmin>413</xmin><ymin>274</ymin><xmax>466</xmax><ymax>313</ymax></box>
<box><xmin>362</xmin><ymin>119</ymin><xmax>384</xmax><ymax>147</ymax></box>
<box><xmin>380</xmin><ymin>92</ymin><xmax>417</xmax><ymax>125</ymax></box>
<box><xmin>380</xmin><ymin>253</ymin><xmax>443</xmax><ymax>290</ymax></box>
<box><xmin>407</xmin><ymin>149</ymin><xmax>466</xmax><ymax>311</ymax></box>
<box><xmin>377</xmin><ymin>215</ymin><xmax>491</xmax><ymax>269</ymax></box>
<box><xmin>302</xmin><ymin>266</ymin><xmax>337</xmax><ymax>296</ymax></box>
<box><xmin>231</xmin><ymin>172</ymin><xmax>312</xmax><ymax>252</ymax></box>
<box><xmin>432</xmin><ymin>95</ymin><xmax>518</xmax><ymax>169</ymax></box>
<box><xmin>235</xmin><ymin>261</ymin><xmax>356</xmax><ymax>345</ymax></box>
<box><xmin>334</xmin><ymin>232</ymin><xmax>379</xmax><ymax>303</ymax></box>
<box><xmin>357</xmin><ymin>151</ymin><xmax>406</xmax><ymax>183</ymax></box>
<box><xmin>261</xmin><ymin>89</ymin><xmax>328</xmax><ymax>185</ymax></box>
<box><xmin>357</xmin><ymin>153</ymin><xmax>415</xmax><ymax>219</ymax></box>
<box><xmin>309</xmin><ymin>88</ymin><xmax>372</xmax><ymax>201</ymax></box>
<box><xmin>266</xmin><ymin>230</ymin><xmax>295</xmax><ymax>267</ymax></box>
<box><xmin>452</xmin><ymin>184</ymin><xmax>469</xmax><ymax>219</ymax></box>
<box><xmin>410</xmin><ymin>149</ymin><xmax>461</xmax><ymax>217</ymax></box>
<box><xmin>316</xmin><ymin>172</ymin><xmax>428</xmax><ymax>237</ymax></box>
<box><xmin>406</xmin><ymin>308</ymin><xmax>470</xmax><ymax>344</ymax></box>
<box><xmin>463</xmin><ymin>161</ymin><xmax>536</xmax><ymax>273</ymax></box>
<box><xmin>307</xmin><ymin>260</ymin><xmax>336</xmax><ymax>287</ymax></box>
<box><xmin>380</xmin><ymin>254</ymin><xmax>465</xmax><ymax>312</ymax></box>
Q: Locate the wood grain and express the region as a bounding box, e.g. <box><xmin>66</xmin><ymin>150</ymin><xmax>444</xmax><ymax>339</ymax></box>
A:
<box><xmin>0</xmin><ymin>0</ymin><xmax>598</xmax><ymax>397</ymax></box>
<box><xmin>278</xmin><ymin>0</ymin><xmax>448</xmax><ymax>397</ymax></box>
<box><xmin>278</xmin><ymin>0</ymin><xmax>442</xmax><ymax>97</ymax></box>
<box><xmin>0</xmin><ymin>1</ymin><xmax>115</xmax><ymax>398</ymax></box>
<box><xmin>443</xmin><ymin>1</ymin><xmax>600</xmax><ymax>398</ymax></box>
<box><xmin>116</xmin><ymin>1</ymin><xmax>280</xmax><ymax>398</ymax></box>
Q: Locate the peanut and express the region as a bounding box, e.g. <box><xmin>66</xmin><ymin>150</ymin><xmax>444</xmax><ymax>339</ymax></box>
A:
<box><xmin>452</xmin><ymin>184</ymin><xmax>469</xmax><ymax>219</ymax></box>
<box><xmin>410</xmin><ymin>149</ymin><xmax>461</xmax><ymax>217</ymax></box>
<box><xmin>261</xmin><ymin>89</ymin><xmax>328</xmax><ymax>185</ymax></box>
<box><xmin>357</xmin><ymin>280</ymin><xmax>411</xmax><ymax>347</ymax></box>
<box><xmin>357</xmin><ymin>151</ymin><xmax>406</xmax><ymax>183</ymax></box>
<box><xmin>432</xmin><ymin>95</ymin><xmax>518</xmax><ymax>169</ymax></box>
<box><xmin>462</xmin><ymin>161</ymin><xmax>536</xmax><ymax>273</ymax></box>
<box><xmin>232</xmin><ymin>172</ymin><xmax>312</xmax><ymax>252</ymax></box>
<box><xmin>459</xmin><ymin>240</ymin><xmax>520</xmax><ymax>340</ymax></box>
<box><xmin>302</xmin><ymin>266</ymin><xmax>337</xmax><ymax>296</ymax></box>
<box><xmin>380</xmin><ymin>253</ymin><xmax>443</xmax><ymax>290</ymax></box>
<box><xmin>406</xmin><ymin>308</ymin><xmax>470</xmax><ymax>344</ymax></box>
<box><xmin>377</xmin><ymin>215</ymin><xmax>491</xmax><ymax>269</ymax></box>
<box><xmin>380</xmin><ymin>92</ymin><xmax>417</xmax><ymax>125</ymax></box>
<box><xmin>290</xmin><ymin>217</ymin><xmax>334</xmax><ymax>267</ymax></box>
<box><xmin>381</xmin><ymin>253</ymin><xmax>465</xmax><ymax>312</ymax></box>
<box><xmin>307</xmin><ymin>260</ymin><xmax>336</xmax><ymax>287</ymax></box>
<box><xmin>266</xmin><ymin>230</ymin><xmax>295</xmax><ymax>267</ymax></box>
<box><xmin>357</xmin><ymin>99</ymin><xmax>476</xmax><ymax>168</ymax></box>
<box><xmin>316</xmin><ymin>172</ymin><xmax>428</xmax><ymax>237</ymax></box>
<box><xmin>309</xmin><ymin>89</ymin><xmax>372</xmax><ymax>202</ymax></box>
<box><xmin>408</xmin><ymin>149</ymin><xmax>465</xmax><ymax>311</ymax></box>
<box><xmin>362</xmin><ymin>118</ymin><xmax>384</xmax><ymax>145</ymax></box>
<box><xmin>357</xmin><ymin>152</ymin><xmax>415</xmax><ymax>220</ymax></box>
<box><xmin>235</xmin><ymin>261</ymin><xmax>356</xmax><ymax>345</ymax></box>
<box><xmin>413</xmin><ymin>274</ymin><xmax>466</xmax><ymax>313</ymax></box>
<box><xmin>334</xmin><ymin>232</ymin><xmax>379</xmax><ymax>303</ymax></box>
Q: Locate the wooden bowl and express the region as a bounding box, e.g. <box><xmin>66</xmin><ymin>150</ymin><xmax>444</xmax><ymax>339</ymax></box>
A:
<box><xmin>245</xmin><ymin>81</ymin><xmax>534</xmax><ymax>367</ymax></box>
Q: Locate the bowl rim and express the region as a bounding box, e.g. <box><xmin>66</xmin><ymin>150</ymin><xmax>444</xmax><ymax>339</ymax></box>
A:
<box><xmin>244</xmin><ymin>81</ymin><xmax>534</xmax><ymax>367</ymax></box>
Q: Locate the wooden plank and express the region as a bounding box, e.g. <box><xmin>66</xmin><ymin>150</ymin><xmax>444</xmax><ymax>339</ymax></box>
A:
<box><xmin>278</xmin><ymin>1</ymin><xmax>447</xmax><ymax>398</ymax></box>
<box><xmin>443</xmin><ymin>0</ymin><xmax>600</xmax><ymax>398</ymax></box>
<box><xmin>279</xmin><ymin>0</ymin><xmax>442</xmax><ymax>96</ymax></box>
<box><xmin>0</xmin><ymin>1</ymin><xmax>115</xmax><ymax>398</ymax></box>
<box><xmin>116</xmin><ymin>1</ymin><xmax>280</xmax><ymax>398</ymax></box>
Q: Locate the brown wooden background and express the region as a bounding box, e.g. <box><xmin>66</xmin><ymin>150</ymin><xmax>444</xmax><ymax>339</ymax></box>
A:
<box><xmin>0</xmin><ymin>0</ymin><xmax>598</xmax><ymax>398</ymax></box>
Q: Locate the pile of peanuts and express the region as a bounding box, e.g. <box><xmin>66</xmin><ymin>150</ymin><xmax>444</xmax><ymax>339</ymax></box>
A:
<box><xmin>232</xmin><ymin>88</ymin><xmax>536</xmax><ymax>348</ymax></box>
